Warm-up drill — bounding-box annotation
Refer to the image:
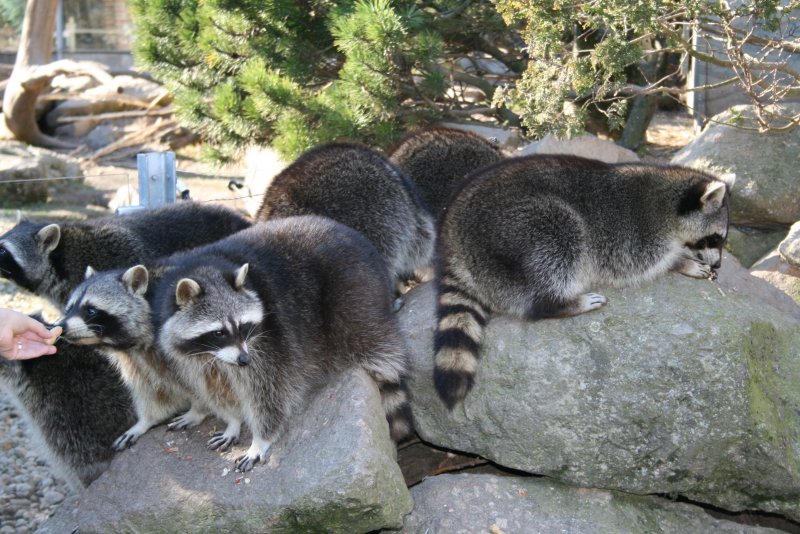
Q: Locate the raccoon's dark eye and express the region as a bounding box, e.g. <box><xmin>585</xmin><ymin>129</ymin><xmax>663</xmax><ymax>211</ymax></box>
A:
<box><xmin>0</xmin><ymin>246</ymin><xmax>6</xmax><ymax>256</ymax></box>
<box><xmin>85</xmin><ymin>306</ymin><xmax>97</xmax><ymax>318</ymax></box>
<box><xmin>213</xmin><ymin>330</ymin><xmax>225</xmax><ymax>338</ymax></box>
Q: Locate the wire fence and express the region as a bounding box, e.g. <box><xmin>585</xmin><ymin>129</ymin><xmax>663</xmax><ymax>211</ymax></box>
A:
<box><xmin>0</xmin><ymin>162</ymin><xmax>272</xmax><ymax>215</ymax></box>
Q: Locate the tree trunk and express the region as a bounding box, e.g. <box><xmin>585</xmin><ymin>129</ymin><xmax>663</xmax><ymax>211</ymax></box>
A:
<box><xmin>1</xmin><ymin>0</ymin><xmax>75</xmax><ymax>147</ymax></box>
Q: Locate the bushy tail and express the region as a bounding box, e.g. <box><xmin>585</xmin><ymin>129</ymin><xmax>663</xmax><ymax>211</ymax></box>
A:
<box><xmin>361</xmin><ymin>345</ymin><xmax>414</xmax><ymax>442</ymax></box>
<box><xmin>433</xmin><ymin>276</ymin><xmax>489</xmax><ymax>410</ymax></box>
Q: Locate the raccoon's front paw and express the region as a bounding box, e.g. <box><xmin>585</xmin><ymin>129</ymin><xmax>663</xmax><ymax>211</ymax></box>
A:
<box><xmin>678</xmin><ymin>258</ymin><xmax>714</xmax><ymax>279</ymax></box>
<box><xmin>112</xmin><ymin>429</ymin><xmax>141</xmax><ymax>450</ymax></box>
<box><xmin>208</xmin><ymin>431</ymin><xmax>239</xmax><ymax>452</ymax></box>
<box><xmin>167</xmin><ymin>407</ymin><xmax>207</xmax><ymax>431</ymax></box>
<box><xmin>577</xmin><ymin>293</ymin><xmax>608</xmax><ymax>313</ymax></box>
<box><xmin>234</xmin><ymin>438</ymin><xmax>272</xmax><ymax>472</ymax></box>
<box><xmin>235</xmin><ymin>452</ymin><xmax>261</xmax><ymax>472</ymax></box>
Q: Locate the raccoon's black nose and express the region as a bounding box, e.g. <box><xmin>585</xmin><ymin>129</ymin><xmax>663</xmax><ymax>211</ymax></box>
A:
<box><xmin>237</xmin><ymin>353</ymin><xmax>250</xmax><ymax>366</ymax></box>
<box><xmin>711</xmin><ymin>259</ymin><xmax>721</xmax><ymax>269</ymax></box>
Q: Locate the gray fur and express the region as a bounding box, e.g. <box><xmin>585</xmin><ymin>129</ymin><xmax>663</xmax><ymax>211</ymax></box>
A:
<box><xmin>0</xmin><ymin>331</ymin><xmax>135</xmax><ymax>490</ymax></box>
<box><xmin>389</xmin><ymin>126</ymin><xmax>506</xmax><ymax>219</ymax></box>
<box><xmin>154</xmin><ymin>217</ymin><xmax>412</xmax><ymax>471</ymax></box>
<box><xmin>0</xmin><ymin>202</ymin><xmax>251</xmax><ymax>309</ymax></box>
<box><xmin>434</xmin><ymin>155</ymin><xmax>734</xmax><ymax>409</ymax></box>
<box><xmin>255</xmin><ymin>142</ymin><xmax>434</xmax><ymax>285</ymax></box>
<box><xmin>59</xmin><ymin>264</ymin><xmax>207</xmax><ymax>450</ymax></box>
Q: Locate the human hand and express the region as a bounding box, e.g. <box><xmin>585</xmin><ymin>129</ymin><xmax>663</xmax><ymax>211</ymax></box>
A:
<box><xmin>0</xmin><ymin>309</ymin><xmax>61</xmax><ymax>360</ymax></box>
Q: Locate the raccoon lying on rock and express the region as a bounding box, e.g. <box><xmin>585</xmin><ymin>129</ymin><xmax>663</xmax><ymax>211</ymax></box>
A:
<box><xmin>433</xmin><ymin>155</ymin><xmax>735</xmax><ymax>409</ymax></box>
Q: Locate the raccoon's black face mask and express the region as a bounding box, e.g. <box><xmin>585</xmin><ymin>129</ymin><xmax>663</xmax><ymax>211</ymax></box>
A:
<box><xmin>687</xmin><ymin>232</ymin><xmax>726</xmax><ymax>269</ymax></box>
<box><xmin>0</xmin><ymin>244</ymin><xmax>34</xmax><ymax>291</ymax></box>
<box><xmin>682</xmin><ymin>177</ymin><xmax>732</xmax><ymax>270</ymax></box>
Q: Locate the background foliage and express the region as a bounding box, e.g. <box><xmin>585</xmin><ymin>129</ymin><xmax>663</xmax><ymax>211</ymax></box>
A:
<box><xmin>132</xmin><ymin>0</ymin><xmax>520</xmax><ymax>159</ymax></box>
<box><xmin>132</xmin><ymin>0</ymin><xmax>800</xmax><ymax>159</ymax></box>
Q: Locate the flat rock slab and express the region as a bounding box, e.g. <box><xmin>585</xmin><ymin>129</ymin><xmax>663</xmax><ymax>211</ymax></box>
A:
<box><xmin>402</xmin><ymin>472</ymin><xmax>782</xmax><ymax>533</ymax></box>
<box><xmin>67</xmin><ymin>369</ymin><xmax>411</xmax><ymax>533</ymax></box>
<box><xmin>399</xmin><ymin>256</ymin><xmax>800</xmax><ymax>519</ymax></box>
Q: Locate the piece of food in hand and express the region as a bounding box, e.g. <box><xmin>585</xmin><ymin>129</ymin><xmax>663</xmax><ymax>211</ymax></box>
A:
<box><xmin>46</xmin><ymin>326</ymin><xmax>63</xmax><ymax>345</ymax></box>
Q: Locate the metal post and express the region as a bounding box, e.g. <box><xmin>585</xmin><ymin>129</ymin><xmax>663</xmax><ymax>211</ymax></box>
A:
<box><xmin>116</xmin><ymin>152</ymin><xmax>177</xmax><ymax>216</ymax></box>
<box><xmin>55</xmin><ymin>0</ymin><xmax>64</xmax><ymax>60</ymax></box>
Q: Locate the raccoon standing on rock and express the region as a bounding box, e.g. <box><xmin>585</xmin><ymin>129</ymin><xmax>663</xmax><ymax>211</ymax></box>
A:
<box><xmin>433</xmin><ymin>155</ymin><xmax>735</xmax><ymax>409</ymax></box>
<box><xmin>0</xmin><ymin>202</ymin><xmax>251</xmax><ymax>309</ymax></box>
<box><xmin>154</xmin><ymin>217</ymin><xmax>413</xmax><ymax>471</ymax></box>
<box><xmin>255</xmin><ymin>142</ymin><xmax>434</xmax><ymax>289</ymax></box>
<box><xmin>0</xmin><ymin>329</ymin><xmax>135</xmax><ymax>490</ymax></box>
<box><xmin>58</xmin><ymin>264</ymin><xmax>208</xmax><ymax>449</ymax></box>
<box><xmin>389</xmin><ymin>126</ymin><xmax>505</xmax><ymax>219</ymax></box>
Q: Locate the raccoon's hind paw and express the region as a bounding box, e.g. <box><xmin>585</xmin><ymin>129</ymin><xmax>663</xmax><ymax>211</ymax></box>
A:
<box><xmin>208</xmin><ymin>431</ymin><xmax>239</xmax><ymax>452</ymax></box>
<box><xmin>167</xmin><ymin>407</ymin><xmax>208</xmax><ymax>431</ymax></box>
<box><xmin>677</xmin><ymin>258</ymin><xmax>714</xmax><ymax>279</ymax></box>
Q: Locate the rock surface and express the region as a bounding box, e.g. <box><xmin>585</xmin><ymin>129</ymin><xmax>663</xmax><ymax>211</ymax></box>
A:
<box><xmin>671</xmin><ymin>104</ymin><xmax>800</xmax><ymax>225</ymax></box>
<box><xmin>725</xmin><ymin>225</ymin><xmax>789</xmax><ymax>268</ymax></box>
<box><xmin>47</xmin><ymin>369</ymin><xmax>411</xmax><ymax>534</ymax></box>
<box><xmin>438</xmin><ymin>122</ymin><xmax>522</xmax><ymax>147</ymax></box>
<box><xmin>751</xmin><ymin>248</ymin><xmax>800</xmax><ymax>305</ymax></box>
<box><xmin>517</xmin><ymin>133</ymin><xmax>640</xmax><ymax>163</ymax></box>
<box><xmin>399</xmin><ymin>255</ymin><xmax>800</xmax><ymax>519</ymax></box>
<box><xmin>779</xmin><ymin>221</ymin><xmax>800</xmax><ymax>268</ymax></box>
<box><xmin>0</xmin><ymin>142</ymin><xmax>81</xmax><ymax>204</ymax></box>
<box><xmin>401</xmin><ymin>472</ymin><xmax>782</xmax><ymax>533</ymax></box>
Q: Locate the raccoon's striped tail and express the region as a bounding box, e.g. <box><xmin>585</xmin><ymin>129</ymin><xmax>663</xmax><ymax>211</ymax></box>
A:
<box><xmin>362</xmin><ymin>350</ymin><xmax>414</xmax><ymax>442</ymax></box>
<box><xmin>433</xmin><ymin>278</ymin><xmax>489</xmax><ymax>410</ymax></box>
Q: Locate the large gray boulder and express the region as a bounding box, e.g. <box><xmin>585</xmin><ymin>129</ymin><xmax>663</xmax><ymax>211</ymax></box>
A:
<box><xmin>399</xmin><ymin>255</ymin><xmax>800</xmax><ymax>519</ymax></box>
<box><xmin>671</xmin><ymin>104</ymin><xmax>800</xmax><ymax>225</ymax></box>
<box><xmin>517</xmin><ymin>133</ymin><xmax>640</xmax><ymax>163</ymax></box>
<box><xmin>725</xmin><ymin>225</ymin><xmax>788</xmax><ymax>268</ymax></box>
<box><xmin>779</xmin><ymin>221</ymin><xmax>800</xmax><ymax>268</ymax></box>
<box><xmin>54</xmin><ymin>369</ymin><xmax>411</xmax><ymax>533</ymax></box>
<box><xmin>0</xmin><ymin>142</ymin><xmax>81</xmax><ymax>204</ymax></box>
<box><xmin>403</xmin><ymin>471</ymin><xmax>781</xmax><ymax>533</ymax></box>
<box><xmin>751</xmin><ymin>248</ymin><xmax>800</xmax><ymax>305</ymax></box>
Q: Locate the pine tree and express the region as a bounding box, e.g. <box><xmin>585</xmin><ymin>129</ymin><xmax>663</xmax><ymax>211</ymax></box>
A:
<box><xmin>132</xmin><ymin>0</ymin><xmax>518</xmax><ymax>159</ymax></box>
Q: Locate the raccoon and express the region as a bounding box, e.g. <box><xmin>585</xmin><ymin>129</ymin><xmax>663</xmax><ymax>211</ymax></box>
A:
<box><xmin>58</xmin><ymin>264</ymin><xmax>209</xmax><ymax>450</ymax></box>
<box><xmin>154</xmin><ymin>217</ymin><xmax>412</xmax><ymax>471</ymax></box>
<box><xmin>389</xmin><ymin>126</ymin><xmax>505</xmax><ymax>219</ymax></box>
<box><xmin>0</xmin><ymin>326</ymin><xmax>135</xmax><ymax>490</ymax></box>
<box><xmin>255</xmin><ymin>142</ymin><xmax>434</xmax><ymax>289</ymax></box>
<box><xmin>433</xmin><ymin>155</ymin><xmax>735</xmax><ymax>409</ymax></box>
<box><xmin>0</xmin><ymin>201</ymin><xmax>252</xmax><ymax>309</ymax></box>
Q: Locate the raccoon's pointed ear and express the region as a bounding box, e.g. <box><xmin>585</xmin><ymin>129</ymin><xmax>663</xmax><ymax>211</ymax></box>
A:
<box><xmin>719</xmin><ymin>173</ymin><xmax>736</xmax><ymax>188</ymax></box>
<box><xmin>36</xmin><ymin>224</ymin><xmax>61</xmax><ymax>254</ymax></box>
<box><xmin>122</xmin><ymin>265</ymin><xmax>149</xmax><ymax>296</ymax></box>
<box><xmin>15</xmin><ymin>210</ymin><xmax>28</xmax><ymax>224</ymax></box>
<box><xmin>176</xmin><ymin>278</ymin><xmax>202</xmax><ymax>309</ymax></box>
<box><xmin>700</xmin><ymin>181</ymin><xmax>727</xmax><ymax>211</ymax></box>
<box><xmin>234</xmin><ymin>263</ymin><xmax>249</xmax><ymax>290</ymax></box>
<box><xmin>85</xmin><ymin>266</ymin><xmax>96</xmax><ymax>280</ymax></box>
